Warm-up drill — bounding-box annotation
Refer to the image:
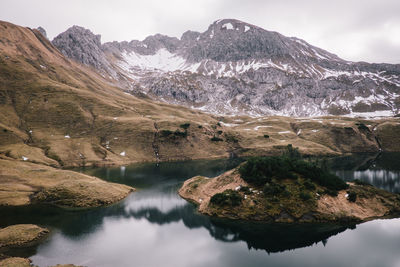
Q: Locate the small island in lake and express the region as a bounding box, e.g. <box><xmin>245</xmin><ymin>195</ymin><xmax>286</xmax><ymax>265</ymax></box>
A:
<box><xmin>179</xmin><ymin>145</ymin><xmax>400</xmax><ymax>223</ymax></box>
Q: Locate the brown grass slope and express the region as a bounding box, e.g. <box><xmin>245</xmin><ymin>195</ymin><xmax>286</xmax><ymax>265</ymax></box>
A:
<box><xmin>0</xmin><ymin>20</ymin><xmax>233</xmax><ymax>167</ymax></box>
<box><xmin>0</xmin><ymin>20</ymin><xmax>400</xmax><ymax>210</ymax></box>
<box><xmin>1</xmin><ymin>20</ymin><xmax>400</xmax><ymax>169</ymax></box>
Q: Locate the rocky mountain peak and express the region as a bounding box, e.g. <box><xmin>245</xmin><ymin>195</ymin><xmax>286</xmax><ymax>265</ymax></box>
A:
<box><xmin>36</xmin><ymin>26</ymin><xmax>47</xmax><ymax>39</ymax></box>
<box><xmin>142</xmin><ymin>34</ymin><xmax>181</xmax><ymax>53</ymax></box>
<box><xmin>183</xmin><ymin>18</ymin><xmax>299</xmax><ymax>62</ymax></box>
<box><xmin>51</xmin><ymin>19</ymin><xmax>400</xmax><ymax>117</ymax></box>
<box><xmin>52</xmin><ymin>25</ymin><xmax>111</xmax><ymax>72</ymax></box>
<box><xmin>180</xmin><ymin>30</ymin><xmax>200</xmax><ymax>42</ymax></box>
<box><xmin>209</xmin><ymin>18</ymin><xmax>257</xmax><ymax>33</ymax></box>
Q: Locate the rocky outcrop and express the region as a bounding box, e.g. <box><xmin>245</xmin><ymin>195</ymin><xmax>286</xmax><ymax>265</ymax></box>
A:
<box><xmin>35</xmin><ymin>26</ymin><xmax>47</xmax><ymax>39</ymax></box>
<box><xmin>52</xmin><ymin>25</ymin><xmax>115</xmax><ymax>76</ymax></box>
<box><xmin>52</xmin><ymin>19</ymin><xmax>400</xmax><ymax>117</ymax></box>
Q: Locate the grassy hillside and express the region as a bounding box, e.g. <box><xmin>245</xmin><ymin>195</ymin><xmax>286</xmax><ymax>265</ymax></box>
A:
<box><xmin>0</xmin><ymin>20</ymin><xmax>399</xmax><ymax>169</ymax></box>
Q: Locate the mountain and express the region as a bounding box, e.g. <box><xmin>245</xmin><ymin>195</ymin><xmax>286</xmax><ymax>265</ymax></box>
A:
<box><xmin>0</xmin><ymin>20</ymin><xmax>233</xmax><ymax>167</ymax></box>
<box><xmin>1</xmin><ymin>19</ymin><xmax>400</xmax><ymax>169</ymax></box>
<box><xmin>52</xmin><ymin>19</ymin><xmax>400</xmax><ymax>117</ymax></box>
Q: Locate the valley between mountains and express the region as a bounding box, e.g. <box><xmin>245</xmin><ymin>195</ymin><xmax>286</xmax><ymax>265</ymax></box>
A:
<box><xmin>0</xmin><ymin>19</ymin><xmax>400</xmax><ymax>208</ymax></box>
<box><xmin>1</xmin><ymin>17</ymin><xmax>400</xmax><ymax>267</ymax></box>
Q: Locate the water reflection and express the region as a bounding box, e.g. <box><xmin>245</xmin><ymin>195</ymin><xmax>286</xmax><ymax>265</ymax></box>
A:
<box><xmin>1</xmin><ymin>156</ymin><xmax>400</xmax><ymax>267</ymax></box>
<box><xmin>331</xmin><ymin>152</ymin><xmax>400</xmax><ymax>192</ymax></box>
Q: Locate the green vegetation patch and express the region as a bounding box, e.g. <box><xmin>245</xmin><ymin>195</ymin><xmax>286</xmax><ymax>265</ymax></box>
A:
<box><xmin>179</xmin><ymin>123</ymin><xmax>190</xmax><ymax>130</ymax></box>
<box><xmin>211</xmin><ymin>136</ymin><xmax>223</xmax><ymax>142</ymax></box>
<box><xmin>263</xmin><ymin>182</ymin><xmax>287</xmax><ymax>197</ymax></box>
<box><xmin>347</xmin><ymin>191</ymin><xmax>357</xmax><ymax>202</ymax></box>
<box><xmin>160</xmin><ymin>130</ymin><xmax>173</xmax><ymax>137</ymax></box>
<box><xmin>353</xmin><ymin>179</ymin><xmax>371</xmax><ymax>186</ymax></box>
<box><xmin>210</xmin><ymin>189</ymin><xmax>242</xmax><ymax>207</ymax></box>
<box><xmin>356</xmin><ymin>122</ymin><xmax>370</xmax><ymax>131</ymax></box>
<box><xmin>239</xmin><ymin>145</ymin><xmax>348</xmax><ymax>192</ymax></box>
<box><xmin>174</xmin><ymin>130</ymin><xmax>187</xmax><ymax>138</ymax></box>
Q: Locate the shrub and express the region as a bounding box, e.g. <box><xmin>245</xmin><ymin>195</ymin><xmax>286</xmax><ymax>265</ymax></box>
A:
<box><xmin>217</xmin><ymin>122</ymin><xmax>221</xmax><ymax>127</ymax></box>
<box><xmin>356</xmin><ymin>122</ymin><xmax>370</xmax><ymax>131</ymax></box>
<box><xmin>174</xmin><ymin>130</ymin><xmax>187</xmax><ymax>138</ymax></box>
<box><xmin>180</xmin><ymin>123</ymin><xmax>190</xmax><ymax>130</ymax></box>
<box><xmin>282</xmin><ymin>144</ymin><xmax>302</xmax><ymax>160</ymax></box>
<box><xmin>263</xmin><ymin>182</ymin><xmax>286</xmax><ymax>197</ymax></box>
<box><xmin>299</xmin><ymin>191</ymin><xmax>312</xmax><ymax>201</ymax></box>
<box><xmin>198</xmin><ymin>125</ymin><xmax>203</xmax><ymax>129</ymax></box>
<box><xmin>239</xmin><ymin>186</ymin><xmax>252</xmax><ymax>194</ymax></box>
<box><xmin>160</xmin><ymin>130</ymin><xmax>173</xmax><ymax>137</ymax></box>
<box><xmin>290</xmin><ymin>159</ymin><xmax>348</xmax><ymax>191</ymax></box>
<box><xmin>211</xmin><ymin>136</ymin><xmax>223</xmax><ymax>142</ymax></box>
<box><xmin>303</xmin><ymin>179</ymin><xmax>316</xmax><ymax>190</ymax></box>
<box><xmin>353</xmin><ymin>179</ymin><xmax>371</xmax><ymax>186</ymax></box>
<box><xmin>217</xmin><ymin>130</ymin><xmax>223</xmax><ymax>135</ymax></box>
<box><xmin>263</xmin><ymin>134</ymin><xmax>269</xmax><ymax>138</ymax></box>
<box><xmin>347</xmin><ymin>191</ymin><xmax>357</xmax><ymax>202</ymax></box>
<box><xmin>210</xmin><ymin>189</ymin><xmax>242</xmax><ymax>207</ymax></box>
<box><xmin>224</xmin><ymin>133</ymin><xmax>238</xmax><ymax>143</ymax></box>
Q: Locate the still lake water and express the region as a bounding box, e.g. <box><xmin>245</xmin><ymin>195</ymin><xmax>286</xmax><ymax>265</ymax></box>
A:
<box><xmin>1</xmin><ymin>153</ymin><xmax>400</xmax><ymax>267</ymax></box>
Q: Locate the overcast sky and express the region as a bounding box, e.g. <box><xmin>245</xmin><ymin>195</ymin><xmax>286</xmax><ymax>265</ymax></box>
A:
<box><xmin>1</xmin><ymin>0</ymin><xmax>399</xmax><ymax>63</ymax></box>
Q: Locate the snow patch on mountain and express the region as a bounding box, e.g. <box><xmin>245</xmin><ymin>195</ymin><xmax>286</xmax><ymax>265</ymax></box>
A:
<box><xmin>222</xmin><ymin>23</ymin><xmax>234</xmax><ymax>30</ymax></box>
<box><xmin>118</xmin><ymin>48</ymin><xmax>199</xmax><ymax>73</ymax></box>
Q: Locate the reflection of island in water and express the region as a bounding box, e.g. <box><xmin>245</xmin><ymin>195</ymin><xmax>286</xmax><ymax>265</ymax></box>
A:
<box><xmin>3</xmin><ymin>154</ymin><xmax>399</xmax><ymax>257</ymax></box>
<box><xmin>0</xmin><ymin>198</ymin><xmax>355</xmax><ymax>255</ymax></box>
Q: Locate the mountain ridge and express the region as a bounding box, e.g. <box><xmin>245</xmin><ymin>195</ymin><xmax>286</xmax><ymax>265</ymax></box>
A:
<box><xmin>51</xmin><ymin>19</ymin><xmax>400</xmax><ymax>117</ymax></box>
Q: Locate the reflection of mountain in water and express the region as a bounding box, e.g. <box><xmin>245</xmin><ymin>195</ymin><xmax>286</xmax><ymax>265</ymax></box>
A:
<box><xmin>330</xmin><ymin>153</ymin><xmax>400</xmax><ymax>193</ymax></box>
<box><xmin>82</xmin><ymin>158</ymin><xmax>245</xmax><ymax>189</ymax></box>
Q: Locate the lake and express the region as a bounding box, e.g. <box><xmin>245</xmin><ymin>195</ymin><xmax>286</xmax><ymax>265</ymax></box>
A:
<box><xmin>1</xmin><ymin>153</ymin><xmax>400</xmax><ymax>267</ymax></box>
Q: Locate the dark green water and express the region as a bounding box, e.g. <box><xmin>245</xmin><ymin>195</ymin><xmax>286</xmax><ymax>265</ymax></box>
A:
<box><xmin>1</xmin><ymin>154</ymin><xmax>400</xmax><ymax>267</ymax></box>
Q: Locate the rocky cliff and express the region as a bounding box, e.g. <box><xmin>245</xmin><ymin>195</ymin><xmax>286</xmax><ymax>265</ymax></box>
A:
<box><xmin>52</xmin><ymin>19</ymin><xmax>400</xmax><ymax>117</ymax></box>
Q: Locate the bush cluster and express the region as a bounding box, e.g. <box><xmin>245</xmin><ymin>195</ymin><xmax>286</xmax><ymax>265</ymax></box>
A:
<box><xmin>353</xmin><ymin>179</ymin><xmax>371</xmax><ymax>186</ymax></box>
<box><xmin>160</xmin><ymin>129</ymin><xmax>188</xmax><ymax>138</ymax></box>
<box><xmin>211</xmin><ymin>136</ymin><xmax>223</xmax><ymax>142</ymax></box>
<box><xmin>299</xmin><ymin>191</ymin><xmax>312</xmax><ymax>201</ymax></box>
<box><xmin>160</xmin><ymin>130</ymin><xmax>173</xmax><ymax>137</ymax></box>
<box><xmin>263</xmin><ymin>182</ymin><xmax>287</xmax><ymax>196</ymax></box>
<box><xmin>239</xmin><ymin>186</ymin><xmax>252</xmax><ymax>194</ymax></box>
<box><xmin>180</xmin><ymin>123</ymin><xmax>190</xmax><ymax>130</ymax></box>
<box><xmin>239</xmin><ymin>145</ymin><xmax>348</xmax><ymax>192</ymax></box>
<box><xmin>239</xmin><ymin>156</ymin><xmax>297</xmax><ymax>186</ymax></box>
<box><xmin>303</xmin><ymin>179</ymin><xmax>316</xmax><ymax>190</ymax></box>
<box><xmin>347</xmin><ymin>191</ymin><xmax>357</xmax><ymax>202</ymax></box>
<box><xmin>210</xmin><ymin>189</ymin><xmax>242</xmax><ymax>207</ymax></box>
<box><xmin>356</xmin><ymin>122</ymin><xmax>370</xmax><ymax>131</ymax></box>
<box><xmin>224</xmin><ymin>133</ymin><xmax>239</xmax><ymax>143</ymax></box>
<box><xmin>174</xmin><ymin>130</ymin><xmax>187</xmax><ymax>137</ymax></box>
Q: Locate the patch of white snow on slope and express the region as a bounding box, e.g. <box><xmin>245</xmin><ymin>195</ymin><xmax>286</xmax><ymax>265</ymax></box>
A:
<box><xmin>118</xmin><ymin>48</ymin><xmax>200</xmax><ymax>73</ymax></box>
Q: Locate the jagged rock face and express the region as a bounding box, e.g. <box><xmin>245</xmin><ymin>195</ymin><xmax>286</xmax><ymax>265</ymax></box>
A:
<box><xmin>52</xmin><ymin>19</ymin><xmax>400</xmax><ymax>117</ymax></box>
<box><xmin>52</xmin><ymin>26</ymin><xmax>114</xmax><ymax>75</ymax></box>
